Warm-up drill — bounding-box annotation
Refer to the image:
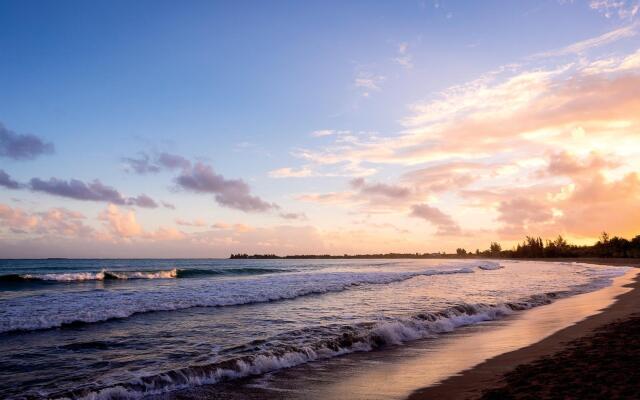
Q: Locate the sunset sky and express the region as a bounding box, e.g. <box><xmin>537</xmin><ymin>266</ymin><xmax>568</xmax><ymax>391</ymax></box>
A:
<box><xmin>1</xmin><ymin>0</ymin><xmax>639</xmax><ymax>258</ymax></box>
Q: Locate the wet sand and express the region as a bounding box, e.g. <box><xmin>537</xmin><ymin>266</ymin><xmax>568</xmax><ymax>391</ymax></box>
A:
<box><xmin>409</xmin><ymin>259</ymin><xmax>640</xmax><ymax>400</ymax></box>
<box><xmin>166</xmin><ymin>260</ymin><xmax>637</xmax><ymax>400</ymax></box>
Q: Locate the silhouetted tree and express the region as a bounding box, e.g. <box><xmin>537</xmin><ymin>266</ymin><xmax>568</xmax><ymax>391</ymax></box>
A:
<box><xmin>490</xmin><ymin>242</ymin><xmax>502</xmax><ymax>255</ymax></box>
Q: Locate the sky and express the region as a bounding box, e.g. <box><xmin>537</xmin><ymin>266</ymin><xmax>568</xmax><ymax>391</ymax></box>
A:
<box><xmin>1</xmin><ymin>0</ymin><xmax>639</xmax><ymax>258</ymax></box>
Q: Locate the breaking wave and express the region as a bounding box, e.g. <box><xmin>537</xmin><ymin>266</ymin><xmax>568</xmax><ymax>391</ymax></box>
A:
<box><xmin>0</xmin><ymin>266</ymin><xmax>477</xmax><ymax>334</ymax></box>
<box><xmin>0</xmin><ymin>267</ymin><xmax>290</xmax><ymax>284</ymax></box>
<box><xmin>54</xmin><ymin>292</ymin><xmax>560</xmax><ymax>400</ymax></box>
<box><xmin>477</xmin><ymin>262</ymin><xmax>504</xmax><ymax>270</ymax></box>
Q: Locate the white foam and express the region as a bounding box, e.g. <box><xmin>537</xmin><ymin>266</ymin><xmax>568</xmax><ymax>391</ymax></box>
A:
<box><xmin>0</xmin><ymin>265</ymin><xmax>477</xmax><ymax>333</ymax></box>
<box><xmin>22</xmin><ymin>269</ymin><xmax>178</xmax><ymax>281</ymax></box>
<box><xmin>477</xmin><ymin>261</ymin><xmax>504</xmax><ymax>270</ymax></box>
<box><xmin>57</xmin><ymin>295</ymin><xmax>554</xmax><ymax>400</ymax></box>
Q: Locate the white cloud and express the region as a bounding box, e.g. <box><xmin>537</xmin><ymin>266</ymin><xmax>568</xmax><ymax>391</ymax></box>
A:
<box><xmin>354</xmin><ymin>72</ymin><xmax>385</xmax><ymax>97</ymax></box>
<box><xmin>269</xmin><ymin>166</ymin><xmax>314</xmax><ymax>178</ymax></box>
<box><xmin>394</xmin><ymin>42</ymin><xmax>414</xmax><ymax>68</ymax></box>
<box><xmin>589</xmin><ymin>0</ymin><xmax>640</xmax><ymax>19</ymax></box>
<box><xmin>532</xmin><ymin>23</ymin><xmax>637</xmax><ymax>59</ymax></box>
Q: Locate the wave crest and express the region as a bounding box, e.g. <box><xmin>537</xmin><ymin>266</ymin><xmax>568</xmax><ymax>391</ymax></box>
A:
<box><xmin>55</xmin><ymin>293</ymin><xmax>557</xmax><ymax>400</ymax></box>
<box><xmin>0</xmin><ymin>267</ymin><xmax>291</xmax><ymax>284</ymax></box>
<box><xmin>0</xmin><ymin>267</ymin><xmax>476</xmax><ymax>333</ymax></box>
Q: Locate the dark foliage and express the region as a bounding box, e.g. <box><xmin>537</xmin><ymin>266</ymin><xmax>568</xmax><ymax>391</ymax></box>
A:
<box><xmin>229</xmin><ymin>232</ymin><xmax>640</xmax><ymax>259</ymax></box>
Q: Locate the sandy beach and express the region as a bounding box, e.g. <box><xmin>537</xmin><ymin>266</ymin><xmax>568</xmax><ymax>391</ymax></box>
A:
<box><xmin>409</xmin><ymin>259</ymin><xmax>640</xmax><ymax>400</ymax></box>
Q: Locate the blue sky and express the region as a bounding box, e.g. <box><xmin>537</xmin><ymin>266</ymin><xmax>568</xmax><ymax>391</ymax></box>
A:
<box><xmin>1</xmin><ymin>0</ymin><xmax>639</xmax><ymax>257</ymax></box>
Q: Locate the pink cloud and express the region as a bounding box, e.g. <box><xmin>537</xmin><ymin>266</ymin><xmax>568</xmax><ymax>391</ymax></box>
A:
<box><xmin>0</xmin><ymin>204</ymin><xmax>93</xmax><ymax>237</ymax></box>
<box><xmin>410</xmin><ymin>203</ymin><xmax>462</xmax><ymax>236</ymax></box>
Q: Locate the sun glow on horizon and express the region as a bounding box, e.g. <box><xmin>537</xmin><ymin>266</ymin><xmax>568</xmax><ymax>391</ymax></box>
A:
<box><xmin>1</xmin><ymin>1</ymin><xmax>639</xmax><ymax>257</ymax></box>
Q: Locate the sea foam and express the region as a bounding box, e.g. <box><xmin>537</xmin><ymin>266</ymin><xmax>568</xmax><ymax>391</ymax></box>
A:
<box><xmin>0</xmin><ymin>264</ymin><xmax>480</xmax><ymax>333</ymax></box>
<box><xmin>56</xmin><ymin>292</ymin><xmax>559</xmax><ymax>400</ymax></box>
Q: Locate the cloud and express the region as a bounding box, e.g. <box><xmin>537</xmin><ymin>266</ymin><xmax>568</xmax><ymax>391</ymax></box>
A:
<box><xmin>393</xmin><ymin>42</ymin><xmax>413</xmax><ymax>68</ymax></box>
<box><xmin>295</xmin><ymin>31</ymin><xmax>640</xmax><ymax>171</ymax></box>
<box><xmin>497</xmin><ymin>197</ymin><xmax>554</xmax><ymax>233</ymax></box>
<box><xmin>294</xmin><ymin>178</ymin><xmax>415</xmax><ymax>212</ymax></box>
<box><xmin>99</xmin><ymin>204</ymin><xmax>186</xmax><ymax>240</ymax></box>
<box><xmin>350</xmin><ymin>177</ymin><xmax>412</xmax><ymax>199</ymax></box>
<box><xmin>123</xmin><ymin>152</ymin><xmax>191</xmax><ymax>174</ymax></box>
<box><xmin>99</xmin><ymin>204</ymin><xmax>143</xmax><ymax>238</ymax></box>
<box><xmin>176</xmin><ymin>218</ymin><xmax>207</xmax><ymax>227</ymax></box>
<box><xmin>162</xmin><ymin>201</ymin><xmax>176</xmax><ymax>210</ymax></box>
<box><xmin>545</xmin><ymin>151</ymin><xmax>620</xmax><ymax>177</ymax></box>
<box><xmin>401</xmin><ymin>162</ymin><xmax>479</xmax><ymax>193</ymax></box>
<box><xmin>0</xmin><ymin>204</ymin><xmax>94</xmax><ymax>237</ymax></box>
<box><xmin>273</xmin><ymin>28</ymin><xmax>640</xmax><ymax>245</ymax></box>
<box><xmin>157</xmin><ymin>152</ymin><xmax>191</xmax><ymax>170</ymax></box>
<box><xmin>556</xmin><ymin>172</ymin><xmax>640</xmax><ymax>237</ymax></box>
<box><xmin>410</xmin><ymin>203</ymin><xmax>461</xmax><ymax>235</ymax></box>
<box><xmin>30</xmin><ymin>177</ymin><xmax>127</xmax><ymax>203</ymax></box>
<box><xmin>311</xmin><ymin>129</ymin><xmax>340</xmax><ymax>137</ymax></box>
<box><xmin>589</xmin><ymin>0</ymin><xmax>639</xmax><ymax>19</ymax></box>
<box><xmin>354</xmin><ymin>72</ymin><xmax>385</xmax><ymax>97</ymax></box>
<box><xmin>122</xmin><ymin>153</ymin><xmax>161</xmax><ymax>174</ymax></box>
<box><xmin>29</xmin><ymin>177</ymin><xmax>159</xmax><ymax>208</ymax></box>
<box><xmin>124</xmin><ymin>152</ymin><xmax>277</xmax><ymax>213</ymax></box>
<box><xmin>279</xmin><ymin>212</ymin><xmax>307</xmax><ymax>220</ymax></box>
<box><xmin>0</xmin><ymin>123</ymin><xmax>54</xmax><ymax>160</ymax></box>
<box><xmin>126</xmin><ymin>194</ymin><xmax>159</xmax><ymax>208</ymax></box>
<box><xmin>175</xmin><ymin>162</ymin><xmax>277</xmax><ymax>212</ymax></box>
<box><xmin>533</xmin><ymin>24</ymin><xmax>637</xmax><ymax>58</ymax></box>
<box><xmin>296</xmin><ymin>191</ymin><xmax>354</xmax><ymax>205</ymax></box>
<box><xmin>92</xmin><ymin>204</ymin><xmax>186</xmax><ymax>243</ymax></box>
<box><xmin>458</xmin><ymin>150</ymin><xmax>640</xmax><ymax>239</ymax></box>
<box><xmin>269</xmin><ymin>166</ymin><xmax>313</xmax><ymax>178</ymax></box>
<box><xmin>211</xmin><ymin>222</ymin><xmax>255</xmax><ymax>233</ymax></box>
<box><xmin>0</xmin><ymin>169</ymin><xmax>20</xmax><ymax>189</ymax></box>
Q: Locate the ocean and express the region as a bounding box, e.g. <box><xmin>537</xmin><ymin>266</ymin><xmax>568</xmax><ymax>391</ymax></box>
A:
<box><xmin>0</xmin><ymin>258</ymin><xmax>629</xmax><ymax>399</ymax></box>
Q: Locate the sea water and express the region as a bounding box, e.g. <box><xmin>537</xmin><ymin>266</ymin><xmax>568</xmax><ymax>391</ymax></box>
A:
<box><xmin>0</xmin><ymin>258</ymin><xmax>628</xmax><ymax>399</ymax></box>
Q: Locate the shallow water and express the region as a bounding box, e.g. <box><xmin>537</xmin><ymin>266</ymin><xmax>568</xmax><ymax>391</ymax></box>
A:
<box><xmin>0</xmin><ymin>259</ymin><xmax>628</xmax><ymax>399</ymax></box>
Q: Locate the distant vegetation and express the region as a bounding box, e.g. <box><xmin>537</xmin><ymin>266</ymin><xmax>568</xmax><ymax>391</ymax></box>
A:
<box><xmin>230</xmin><ymin>232</ymin><xmax>640</xmax><ymax>259</ymax></box>
<box><xmin>494</xmin><ymin>232</ymin><xmax>640</xmax><ymax>259</ymax></box>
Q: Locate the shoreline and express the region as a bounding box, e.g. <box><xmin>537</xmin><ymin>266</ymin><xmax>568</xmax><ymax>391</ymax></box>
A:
<box><xmin>408</xmin><ymin>259</ymin><xmax>640</xmax><ymax>400</ymax></box>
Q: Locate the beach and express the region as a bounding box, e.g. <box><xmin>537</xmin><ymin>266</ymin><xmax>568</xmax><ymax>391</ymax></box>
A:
<box><xmin>410</xmin><ymin>259</ymin><xmax>640</xmax><ymax>400</ymax></box>
<box><xmin>0</xmin><ymin>258</ymin><xmax>629</xmax><ymax>399</ymax></box>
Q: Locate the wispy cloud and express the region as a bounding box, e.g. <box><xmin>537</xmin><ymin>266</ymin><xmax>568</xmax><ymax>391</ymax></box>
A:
<box><xmin>532</xmin><ymin>23</ymin><xmax>637</xmax><ymax>58</ymax></box>
<box><xmin>393</xmin><ymin>42</ymin><xmax>413</xmax><ymax>68</ymax></box>
<box><xmin>354</xmin><ymin>71</ymin><xmax>385</xmax><ymax>97</ymax></box>
<box><xmin>284</xmin><ymin>28</ymin><xmax>640</xmax><ymax>240</ymax></box>
<box><xmin>279</xmin><ymin>212</ymin><xmax>307</xmax><ymax>220</ymax></box>
<box><xmin>268</xmin><ymin>166</ymin><xmax>314</xmax><ymax>178</ymax></box>
<box><xmin>175</xmin><ymin>218</ymin><xmax>208</xmax><ymax>227</ymax></box>
<box><xmin>589</xmin><ymin>0</ymin><xmax>640</xmax><ymax>20</ymax></box>
<box><xmin>310</xmin><ymin>129</ymin><xmax>351</xmax><ymax>137</ymax></box>
<box><xmin>123</xmin><ymin>152</ymin><xmax>191</xmax><ymax>174</ymax></box>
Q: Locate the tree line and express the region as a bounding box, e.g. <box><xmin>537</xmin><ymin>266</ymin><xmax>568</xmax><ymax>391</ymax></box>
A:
<box><xmin>230</xmin><ymin>232</ymin><xmax>640</xmax><ymax>259</ymax></box>
<box><xmin>459</xmin><ymin>232</ymin><xmax>640</xmax><ymax>259</ymax></box>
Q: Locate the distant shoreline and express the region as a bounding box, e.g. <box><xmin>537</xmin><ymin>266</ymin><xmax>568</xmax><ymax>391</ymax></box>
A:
<box><xmin>229</xmin><ymin>255</ymin><xmax>640</xmax><ymax>263</ymax></box>
<box><xmin>3</xmin><ymin>257</ymin><xmax>640</xmax><ymax>264</ymax></box>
